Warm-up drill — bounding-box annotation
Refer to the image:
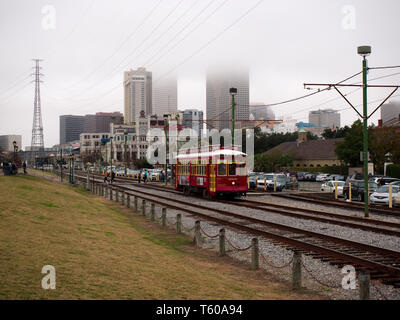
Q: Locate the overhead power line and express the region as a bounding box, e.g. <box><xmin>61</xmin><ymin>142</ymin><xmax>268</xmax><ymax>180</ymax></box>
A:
<box><xmin>63</xmin><ymin>0</ymin><xmax>164</xmax><ymax>90</ymax></box>
<box><xmin>368</xmin><ymin>65</ymin><xmax>400</xmax><ymax>70</ymax></box>
<box><xmin>154</xmin><ymin>0</ymin><xmax>265</xmax><ymax>84</ymax></box>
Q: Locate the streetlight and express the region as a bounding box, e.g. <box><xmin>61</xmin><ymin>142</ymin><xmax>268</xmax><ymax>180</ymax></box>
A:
<box><xmin>384</xmin><ymin>152</ymin><xmax>393</xmax><ymax>176</ymax></box>
<box><xmin>229</xmin><ymin>88</ymin><xmax>237</xmax><ymax>147</ymax></box>
<box><xmin>60</xmin><ymin>148</ymin><xmax>63</xmax><ymax>182</ymax></box>
<box><xmin>124</xmin><ymin>129</ymin><xmax>128</xmax><ymax>177</ymax></box>
<box><xmin>110</xmin><ymin>134</ymin><xmax>113</xmax><ymax>176</ymax></box>
<box><xmin>69</xmin><ymin>154</ymin><xmax>74</xmax><ymax>184</ymax></box>
<box><xmin>163</xmin><ymin>114</ymin><xmax>169</xmax><ymax>186</ymax></box>
<box><xmin>13</xmin><ymin>140</ymin><xmax>18</xmax><ymax>163</ymax></box>
<box><xmin>358</xmin><ymin>45</ymin><xmax>371</xmax><ymax>217</ymax></box>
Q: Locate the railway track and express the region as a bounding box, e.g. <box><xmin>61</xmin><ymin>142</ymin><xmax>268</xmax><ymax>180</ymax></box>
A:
<box><xmin>270</xmin><ymin>193</ymin><xmax>400</xmax><ymax>217</ymax></box>
<box><xmin>76</xmin><ymin>170</ymin><xmax>400</xmax><ymax>237</ymax></box>
<box><xmin>71</xmin><ymin>172</ymin><xmax>400</xmax><ymax>288</ymax></box>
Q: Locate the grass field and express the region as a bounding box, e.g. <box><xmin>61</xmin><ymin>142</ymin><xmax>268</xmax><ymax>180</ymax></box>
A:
<box><xmin>0</xmin><ymin>174</ymin><xmax>323</xmax><ymax>300</ymax></box>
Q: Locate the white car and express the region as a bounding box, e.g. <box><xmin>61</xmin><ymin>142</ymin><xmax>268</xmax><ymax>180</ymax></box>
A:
<box><xmin>369</xmin><ymin>185</ymin><xmax>400</xmax><ymax>206</ymax></box>
<box><xmin>316</xmin><ymin>173</ymin><xmax>330</xmax><ymax>182</ymax></box>
<box><xmin>394</xmin><ymin>192</ymin><xmax>400</xmax><ymax>207</ymax></box>
<box><xmin>256</xmin><ymin>173</ymin><xmax>286</xmax><ymax>191</ymax></box>
<box><xmin>320</xmin><ymin>181</ymin><xmax>345</xmax><ymax>196</ymax></box>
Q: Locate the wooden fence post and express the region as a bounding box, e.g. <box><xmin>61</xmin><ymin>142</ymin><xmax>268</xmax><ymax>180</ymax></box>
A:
<box><xmin>142</xmin><ymin>199</ymin><xmax>146</xmax><ymax>216</ymax></box>
<box><xmin>219</xmin><ymin>228</ymin><xmax>226</xmax><ymax>256</ymax></box>
<box><xmin>251</xmin><ymin>238</ymin><xmax>259</xmax><ymax>270</ymax></box>
<box><xmin>151</xmin><ymin>203</ymin><xmax>155</xmax><ymax>221</ymax></box>
<box><xmin>359</xmin><ymin>270</ymin><xmax>370</xmax><ymax>300</ymax></box>
<box><xmin>126</xmin><ymin>194</ymin><xmax>130</xmax><ymax>208</ymax></box>
<box><xmin>161</xmin><ymin>208</ymin><xmax>166</xmax><ymax>228</ymax></box>
<box><xmin>292</xmin><ymin>251</ymin><xmax>302</xmax><ymax>289</ymax></box>
<box><xmin>194</xmin><ymin>220</ymin><xmax>201</xmax><ymax>246</ymax></box>
<box><xmin>176</xmin><ymin>213</ymin><xmax>182</xmax><ymax>233</ymax></box>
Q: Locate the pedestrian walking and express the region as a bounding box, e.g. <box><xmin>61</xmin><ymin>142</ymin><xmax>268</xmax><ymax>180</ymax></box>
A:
<box><xmin>22</xmin><ymin>161</ymin><xmax>27</xmax><ymax>174</ymax></box>
<box><xmin>104</xmin><ymin>170</ymin><xmax>108</xmax><ymax>183</ymax></box>
<box><xmin>143</xmin><ymin>170</ymin><xmax>148</xmax><ymax>183</ymax></box>
<box><xmin>111</xmin><ymin>170</ymin><xmax>115</xmax><ymax>183</ymax></box>
<box><xmin>138</xmin><ymin>169</ymin><xmax>142</xmax><ymax>184</ymax></box>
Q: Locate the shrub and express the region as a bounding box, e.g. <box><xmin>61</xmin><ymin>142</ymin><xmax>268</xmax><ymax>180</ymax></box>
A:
<box><xmin>387</xmin><ymin>164</ymin><xmax>400</xmax><ymax>179</ymax></box>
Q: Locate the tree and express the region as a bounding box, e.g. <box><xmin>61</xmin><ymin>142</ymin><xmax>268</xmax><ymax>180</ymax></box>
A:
<box><xmin>253</xmin><ymin>129</ymin><xmax>319</xmax><ymax>155</ymax></box>
<box><xmin>254</xmin><ymin>150</ymin><xmax>293</xmax><ymax>172</ymax></box>
<box><xmin>133</xmin><ymin>158</ymin><xmax>154</xmax><ymax>169</ymax></box>
<box><xmin>335</xmin><ymin>120</ymin><xmax>372</xmax><ymax>167</ymax></box>
<box><xmin>322</xmin><ymin>126</ymin><xmax>350</xmax><ymax>139</ymax></box>
<box><xmin>369</xmin><ymin>126</ymin><xmax>400</xmax><ymax>173</ymax></box>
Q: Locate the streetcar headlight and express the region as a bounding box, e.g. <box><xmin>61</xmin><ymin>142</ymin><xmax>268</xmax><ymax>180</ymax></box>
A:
<box><xmin>232</xmin><ymin>182</ymin><xmax>235</xmax><ymax>185</ymax></box>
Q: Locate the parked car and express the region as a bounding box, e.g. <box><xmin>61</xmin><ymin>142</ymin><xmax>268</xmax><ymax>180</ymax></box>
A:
<box><xmin>320</xmin><ymin>181</ymin><xmax>345</xmax><ymax>196</ymax></box>
<box><xmin>304</xmin><ymin>172</ymin><xmax>316</xmax><ymax>181</ymax></box>
<box><xmin>343</xmin><ymin>180</ymin><xmax>379</xmax><ymax>202</ymax></box>
<box><xmin>256</xmin><ymin>173</ymin><xmax>286</xmax><ymax>191</ymax></box>
<box><xmin>390</xmin><ymin>181</ymin><xmax>400</xmax><ymax>187</ymax></box>
<box><xmin>393</xmin><ymin>191</ymin><xmax>400</xmax><ymax>207</ymax></box>
<box><xmin>316</xmin><ymin>173</ymin><xmax>330</xmax><ymax>182</ymax></box>
<box><xmin>370</xmin><ymin>185</ymin><xmax>400</xmax><ymax>206</ymax></box>
<box><xmin>376</xmin><ymin>177</ymin><xmax>400</xmax><ymax>186</ymax></box>
<box><xmin>327</xmin><ymin>174</ymin><xmax>345</xmax><ymax>181</ymax></box>
<box><xmin>284</xmin><ymin>176</ymin><xmax>299</xmax><ymax>189</ymax></box>
<box><xmin>248</xmin><ymin>173</ymin><xmax>259</xmax><ymax>189</ymax></box>
<box><xmin>368</xmin><ymin>175</ymin><xmax>384</xmax><ymax>184</ymax></box>
<box><xmin>296</xmin><ymin>172</ymin><xmax>308</xmax><ymax>181</ymax></box>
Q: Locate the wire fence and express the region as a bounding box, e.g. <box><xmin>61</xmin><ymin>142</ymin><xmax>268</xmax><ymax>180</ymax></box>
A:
<box><xmin>41</xmin><ymin>174</ymin><xmax>395</xmax><ymax>300</ymax></box>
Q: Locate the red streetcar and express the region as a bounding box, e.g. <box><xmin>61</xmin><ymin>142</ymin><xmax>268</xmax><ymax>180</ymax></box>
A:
<box><xmin>174</xmin><ymin>146</ymin><xmax>248</xmax><ymax>199</ymax></box>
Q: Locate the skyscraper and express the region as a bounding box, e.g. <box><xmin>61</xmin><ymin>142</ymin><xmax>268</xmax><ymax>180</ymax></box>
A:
<box><xmin>308</xmin><ymin>109</ymin><xmax>340</xmax><ymax>128</ymax></box>
<box><xmin>381</xmin><ymin>101</ymin><xmax>400</xmax><ymax>125</ymax></box>
<box><xmin>124</xmin><ymin>67</ymin><xmax>152</xmax><ymax>124</ymax></box>
<box><xmin>83</xmin><ymin>112</ymin><xmax>124</xmax><ymax>133</ymax></box>
<box><xmin>182</xmin><ymin>109</ymin><xmax>204</xmax><ymax>138</ymax></box>
<box><xmin>60</xmin><ymin>115</ymin><xmax>84</xmax><ymax>145</ymax></box>
<box><xmin>152</xmin><ymin>78</ymin><xmax>177</xmax><ymax>118</ymax></box>
<box><xmin>206</xmin><ymin>67</ymin><xmax>249</xmax><ymax>131</ymax></box>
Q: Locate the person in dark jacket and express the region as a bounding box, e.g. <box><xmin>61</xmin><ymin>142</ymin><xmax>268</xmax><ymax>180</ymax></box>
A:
<box><xmin>111</xmin><ymin>170</ymin><xmax>115</xmax><ymax>183</ymax></box>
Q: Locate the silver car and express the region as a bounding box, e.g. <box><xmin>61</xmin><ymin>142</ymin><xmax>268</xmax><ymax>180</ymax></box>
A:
<box><xmin>369</xmin><ymin>185</ymin><xmax>400</xmax><ymax>206</ymax></box>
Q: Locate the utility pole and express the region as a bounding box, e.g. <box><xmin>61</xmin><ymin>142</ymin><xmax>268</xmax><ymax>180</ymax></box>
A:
<box><xmin>110</xmin><ymin>135</ymin><xmax>113</xmax><ymax>175</ymax></box>
<box><xmin>124</xmin><ymin>129</ymin><xmax>128</xmax><ymax>176</ymax></box>
<box><xmin>304</xmin><ymin>45</ymin><xmax>400</xmax><ymax>218</ymax></box>
<box><xmin>164</xmin><ymin>114</ymin><xmax>169</xmax><ymax>186</ymax></box>
<box><xmin>31</xmin><ymin>59</ymin><xmax>44</xmax><ymax>164</ymax></box>
<box><xmin>60</xmin><ymin>148</ymin><xmax>63</xmax><ymax>182</ymax></box>
<box><xmin>360</xmin><ymin>46</ymin><xmax>370</xmax><ymax>217</ymax></box>
<box><xmin>230</xmin><ymin>88</ymin><xmax>237</xmax><ymax>147</ymax></box>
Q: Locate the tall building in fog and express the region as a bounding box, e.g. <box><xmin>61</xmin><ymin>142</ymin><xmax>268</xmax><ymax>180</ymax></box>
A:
<box><xmin>182</xmin><ymin>109</ymin><xmax>203</xmax><ymax>138</ymax></box>
<box><xmin>124</xmin><ymin>67</ymin><xmax>152</xmax><ymax>124</ymax></box>
<box><xmin>381</xmin><ymin>101</ymin><xmax>400</xmax><ymax>125</ymax></box>
<box><xmin>206</xmin><ymin>67</ymin><xmax>249</xmax><ymax>131</ymax></box>
<box><xmin>152</xmin><ymin>78</ymin><xmax>177</xmax><ymax>117</ymax></box>
<box><xmin>60</xmin><ymin>115</ymin><xmax>84</xmax><ymax>145</ymax></box>
<box><xmin>0</xmin><ymin>135</ymin><xmax>22</xmax><ymax>152</ymax></box>
<box><xmin>309</xmin><ymin>109</ymin><xmax>340</xmax><ymax>128</ymax></box>
<box><xmin>83</xmin><ymin>112</ymin><xmax>123</xmax><ymax>133</ymax></box>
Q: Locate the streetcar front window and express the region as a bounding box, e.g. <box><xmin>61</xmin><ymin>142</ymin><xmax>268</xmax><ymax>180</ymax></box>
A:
<box><xmin>228</xmin><ymin>163</ymin><xmax>246</xmax><ymax>176</ymax></box>
<box><xmin>218</xmin><ymin>164</ymin><xmax>227</xmax><ymax>176</ymax></box>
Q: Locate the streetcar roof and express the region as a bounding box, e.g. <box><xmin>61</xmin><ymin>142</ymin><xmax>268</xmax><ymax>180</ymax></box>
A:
<box><xmin>175</xmin><ymin>149</ymin><xmax>247</xmax><ymax>159</ymax></box>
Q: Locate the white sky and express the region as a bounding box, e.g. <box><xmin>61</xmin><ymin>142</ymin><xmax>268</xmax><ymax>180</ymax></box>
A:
<box><xmin>1</xmin><ymin>0</ymin><xmax>400</xmax><ymax>148</ymax></box>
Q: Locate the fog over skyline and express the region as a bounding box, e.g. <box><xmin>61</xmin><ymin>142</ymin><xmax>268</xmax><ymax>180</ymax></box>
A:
<box><xmin>1</xmin><ymin>0</ymin><xmax>400</xmax><ymax>148</ymax></box>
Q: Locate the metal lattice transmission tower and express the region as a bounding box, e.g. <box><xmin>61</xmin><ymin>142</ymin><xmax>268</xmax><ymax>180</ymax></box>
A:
<box><xmin>31</xmin><ymin>59</ymin><xmax>44</xmax><ymax>149</ymax></box>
